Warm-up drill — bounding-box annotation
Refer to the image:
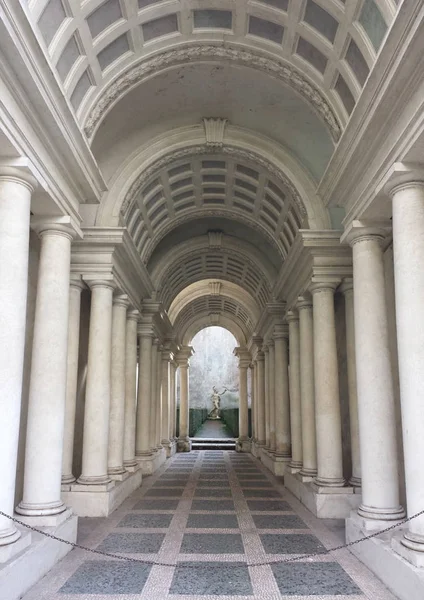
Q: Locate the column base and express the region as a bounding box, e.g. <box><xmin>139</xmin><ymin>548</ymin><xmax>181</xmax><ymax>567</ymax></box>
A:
<box><xmin>236</xmin><ymin>437</ymin><xmax>251</xmax><ymax>452</ymax></box>
<box><xmin>285</xmin><ymin>471</ymin><xmax>361</xmax><ymax>518</ymax></box>
<box><xmin>177</xmin><ymin>438</ymin><xmax>192</xmax><ymax>453</ymax></box>
<box><xmin>15</xmin><ymin>500</ymin><xmax>67</xmax><ymax>522</ymax></box>
<box><xmin>124</xmin><ymin>459</ymin><xmax>141</xmax><ymax>473</ymax></box>
<box><xmin>62</xmin><ymin>469</ymin><xmax>142</xmax><ymax>516</ymax></box>
<box><xmin>346</xmin><ymin>511</ymin><xmax>424</xmax><ymax>600</ymax></box>
<box><xmin>357</xmin><ymin>503</ymin><xmax>405</xmax><ymax>521</ymax></box>
<box><xmin>261</xmin><ymin>448</ymin><xmax>291</xmax><ymax>476</ymax></box>
<box><xmin>348</xmin><ymin>475</ymin><xmax>362</xmax><ymax>488</ymax></box>
<box><xmin>0</xmin><ymin>529</ymin><xmax>31</xmax><ymax>563</ymax></box>
<box><xmin>162</xmin><ymin>439</ymin><xmax>177</xmax><ymax>458</ymax></box>
<box><xmin>14</xmin><ymin>507</ymin><xmax>72</xmax><ymax>528</ymax></box>
<box><xmin>109</xmin><ymin>471</ymin><xmax>130</xmax><ymax>482</ymax></box>
<box><xmin>314</xmin><ymin>476</ymin><xmax>346</xmax><ymax>488</ymax></box>
<box><xmin>251</xmin><ymin>440</ymin><xmax>263</xmax><ymax>458</ymax></box>
<box><xmin>288</xmin><ymin>460</ymin><xmax>303</xmax><ymax>474</ymax></box>
<box><xmin>299</xmin><ymin>466</ymin><xmax>317</xmax><ymax>479</ymax></box>
<box><xmin>393</xmin><ymin>532</ymin><xmax>424</xmax><ymax>567</ymax></box>
<box><xmin>0</xmin><ymin>511</ymin><xmax>77</xmax><ymax>600</ymax></box>
<box><xmin>76</xmin><ymin>474</ymin><xmax>112</xmax><ymax>486</ymax></box>
<box><xmin>137</xmin><ymin>448</ymin><xmax>166</xmax><ymax>474</ymax></box>
<box><xmin>61</xmin><ymin>474</ymin><xmax>76</xmax><ymax>485</ymax></box>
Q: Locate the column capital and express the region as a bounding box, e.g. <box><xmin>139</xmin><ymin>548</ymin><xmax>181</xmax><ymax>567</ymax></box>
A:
<box><xmin>309</xmin><ymin>281</ymin><xmax>338</xmax><ymax>295</ymax></box>
<box><xmin>341</xmin><ymin>220</ymin><xmax>390</xmax><ymax>247</ymax></box>
<box><xmin>127</xmin><ymin>308</ymin><xmax>140</xmax><ymax>322</ymax></box>
<box><xmin>273</xmin><ymin>324</ymin><xmax>289</xmax><ymax>339</ymax></box>
<box><xmin>0</xmin><ymin>166</ymin><xmax>38</xmax><ymax>192</ymax></box>
<box><xmin>256</xmin><ymin>351</ymin><xmax>265</xmax><ymax>362</ymax></box>
<box><xmin>296</xmin><ymin>295</ymin><xmax>312</xmax><ymax>310</ymax></box>
<box><xmin>137</xmin><ymin>323</ymin><xmax>155</xmax><ymax>338</ymax></box>
<box><xmin>69</xmin><ymin>276</ymin><xmax>85</xmax><ymax>292</ymax></box>
<box><xmin>31</xmin><ymin>215</ymin><xmax>82</xmax><ymax>240</ymax></box>
<box><xmin>263</xmin><ymin>344</ymin><xmax>270</xmax><ymax>354</ymax></box>
<box><xmin>84</xmin><ymin>278</ymin><xmax>116</xmax><ymax>292</ymax></box>
<box><xmin>339</xmin><ymin>278</ymin><xmax>354</xmax><ymax>295</ymax></box>
<box><xmin>383</xmin><ymin>163</ymin><xmax>424</xmax><ymax>198</ymax></box>
<box><xmin>286</xmin><ymin>310</ymin><xmax>299</xmax><ymax>323</ymax></box>
<box><xmin>176</xmin><ymin>345</ymin><xmax>194</xmax><ymax>367</ymax></box>
<box><xmin>113</xmin><ymin>294</ymin><xmax>129</xmax><ymax>309</ymax></box>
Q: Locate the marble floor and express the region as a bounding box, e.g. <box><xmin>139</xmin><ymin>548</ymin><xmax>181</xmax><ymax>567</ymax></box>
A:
<box><xmin>22</xmin><ymin>451</ymin><xmax>399</xmax><ymax>600</ymax></box>
<box><xmin>193</xmin><ymin>420</ymin><xmax>234</xmax><ymax>439</ymax></box>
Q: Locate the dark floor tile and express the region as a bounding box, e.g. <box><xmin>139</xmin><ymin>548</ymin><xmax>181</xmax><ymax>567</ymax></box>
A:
<box><xmin>181</xmin><ymin>533</ymin><xmax>244</xmax><ymax>554</ymax></box>
<box><xmin>97</xmin><ymin>532</ymin><xmax>165</xmax><ymax>553</ymax></box>
<box><xmin>194</xmin><ymin>488</ymin><xmax>232</xmax><ymax>498</ymax></box>
<box><xmin>240</xmin><ymin>481</ymin><xmax>273</xmax><ymax>488</ymax></box>
<box><xmin>59</xmin><ymin>561</ymin><xmax>151</xmax><ymax>594</ymax></box>
<box><xmin>247</xmin><ymin>500</ymin><xmax>291</xmax><ymax>512</ymax></box>
<box><xmin>145</xmin><ymin>488</ymin><xmax>184</xmax><ymax>497</ymax></box>
<box><xmin>133</xmin><ymin>499</ymin><xmax>179</xmax><ymax>510</ymax></box>
<box><xmin>199</xmin><ymin>474</ymin><xmax>229</xmax><ymax>480</ymax></box>
<box><xmin>191</xmin><ymin>499</ymin><xmax>235</xmax><ymax>511</ymax></box>
<box><xmin>242</xmin><ymin>489</ymin><xmax>281</xmax><ymax>498</ymax></box>
<box><xmin>153</xmin><ymin>481</ymin><xmax>187</xmax><ymax>487</ymax></box>
<box><xmin>252</xmin><ymin>514</ymin><xmax>307</xmax><ymax>529</ymax></box>
<box><xmin>271</xmin><ymin>562</ymin><xmax>362</xmax><ymax>595</ymax></box>
<box><xmin>186</xmin><ymin>513</ymin><xmax>239</xmax><ymax>529</ymax></box>
<box><xmin>197</xmin><ymin>480</ymin><xmax>228</xmax><ymax>487</ymax></box>
<box><xmin>261</xmin><ymin>533</ymin><xmax>327</xmax><ymax>554</ymax></box>
<box><xmin>237</xmin><ymin>474</ymin><xmax>267</xmax><ymax>480</ymax></box>
<box><xmin>117</xmin><ymin>513</ymin><xmax>173</xmax><ymax>528</ymax></box>
<box><xmin>170</xmin><ymin>562</ymin><xmax>252</xmax><ymax>595</ymax></box>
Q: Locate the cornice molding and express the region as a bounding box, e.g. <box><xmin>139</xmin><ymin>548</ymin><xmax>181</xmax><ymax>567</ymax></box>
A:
<box><xmin>83</xmin><ymin>43</ymin><xmax>342</xmax><ymax>143</ymax></box>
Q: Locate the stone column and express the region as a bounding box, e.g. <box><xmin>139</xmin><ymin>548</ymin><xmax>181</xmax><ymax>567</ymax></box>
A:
<box><xmin>250</xmin><ymin>363</ymin><xmax>256</xmax><ymax>441</ymax></box>
<box><xmin>155</xmin><ymin>343</ymin><xmax>163</xmax><ymax>449</ymax></box>
<box><xmin>234</xmin><ymin>348</ymin><xmax>250</xmax><ymax>444</ymax></box>
<box><xmin>347</xmin><ymin>226</ymin><xmax>404</xmax><ymax>520</ymax></box>
<box><xmin>161</xmin><ymin>351</ymin><xmax>171</xmax><ymax>451</ymax></box>
<box><xmin>297</xmin><ymin>297</ymin><xmax>317</xmax><ymax>477</ymax></box>
<box><xmin>256</xmin><ymin>351</ymin><xmax>266</xmax><ymax>446</ymax></box>
<box><xmin>263</xmin><ymin>345</ymin><xmax>270</xmax><ymax>448</ymax></box>
<box><xmin>391</xmin><ymin>181</ymin><xmax>424</xmax><ymax>551</ymax></box>
<box><xmin>268</xmin><ymin>341</ymin><xmax>276</xmax><ymax>453</ymax></box>
<box><xmin>77</xmin><ymin>280</ymin><xmax>114</xmax><ymax>485</ymax></box>
<box><xmin>169</xmin><ymin>360</ymin><xmax>177</xmax><ymax>440</ymax></box>
<box><xmin>0</xmin><ymin>170</ymin><xmax>34</xmax><ymax>547</ymax></box>
<box><xmin>62</xmin><ymin>278</ymin><xmax>85</xmax><ymax>485</ymax></box>
<box><xmin>136</xmin><ymin>327</ymin><xmax>154</xmax><ymax>457</ymax></box>
<box><xmin>177</xmin><ymin>347</ymin><xmax>193</xmax><ymax>452</ymax></box>
<box><xmin>123</xmin><ymin>309</ymin><xmax>139</xmax><ymax>469</ymax></box>
<box><xmin>287</xmin><ymin>310</ymin><xmax>302</xmax><ymax>471</ymax></box>
<box><xmin>311</xmin><ymin>283</ymin><xmax>345</xmax><ymax>488</ymax></box>
<box><xmin>108</xmin><ymin>294</ymin><xmax>129</xmax><ymax>477</ymax></box>
<box><xmin>274</xmin><ymin>326</ymin><xmax>291</xmax><ymax>457</ymax></box>
<box><xmin>149</xmin><ymin>339</ymin><xmax>159</xmax><ymax>452</ymax></box>
<box><xmin>17</xmin><ymin>221</ymin><xmax>75</xmax><ymax>518</ymax></box>
<box><xmin>340</xmin><ymin>281</ymin><xmax>361</xmax><ymax>487</ymax></box>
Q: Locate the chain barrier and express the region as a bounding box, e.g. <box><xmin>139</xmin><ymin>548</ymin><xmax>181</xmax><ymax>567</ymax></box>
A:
<box><xmin>1</xmin><ymin>508</ymin><xmax>423</xmax><ymax>569</ymax></box>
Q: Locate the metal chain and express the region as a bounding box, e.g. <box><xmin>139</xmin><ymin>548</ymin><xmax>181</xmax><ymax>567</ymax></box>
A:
<box><xmin>1</xmin><ymin>507</ymin><xmax>423</xmax><ymax>569</ymax></box>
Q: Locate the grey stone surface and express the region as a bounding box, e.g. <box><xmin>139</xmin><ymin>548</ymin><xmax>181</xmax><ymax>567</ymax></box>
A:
<box><xmin>260</xmin><ymin>533</ymin><xmax>327</xmax><ymax>554</ymax></box>
<box><xmin>59</xmin><ymin>561</ymin><xmax>151</xmax><ymax>594</ymax></box>
<box><xmin>197</xmin><ymin>480</ymin><xmax>229</xmax><ymax>487</ymax></box>
<box><xmin>252</xmin><ymin>514</ymin><xmax>307</xmax><ymax>529</ymax></box>
<box><xmin>194</xmin><ymin>488</ymin><xmax>232</xmax><ymax>497</ymax></box>
<box><xmin>247</xmin><ymin>499</ymin><xmax>292</xmax><ymax>511</ymax></box>
<box><xmin>186</xmin><ymin>513</ymin><xmax>239</xmax><ymax>529</ymax></box>
<box><xmin>170</xmin><ymin>562</ymin><xmax>253</xmax><ymax>595</ymax></box>
<box><xmin>133</xmin><ymin>499</ymin><xmax>179</xmax><ymax>510</ymax></box>
<box><xmin>240</xmin><ymin>480</ymin><xmax>273</xmax><ymax>487</ymax></box>
<box><xmin>117</xmin><ymin>513</ymin><xmax>173</xmax><ymax>528</ymax></box>
<box><xmin>242</xmin><ymin>489</ymin><xmax>281</xmax><ymax>498</ymax></box>
<box><xmin>145</xmin><ymin>488</ymin><xmax>185</xmax><ymax>497</ymax></box>
<box><xmin>97</xmin><ymin>532</ymin><xmax>165</xmax><ymax>553</ymax></box>
<box><xmin>191</xmin><ymin>499</ymin><xmax>235</xmax><ymax>511</ymax></box>
<box><xmin>271</xmin><ymin>561</ymin><xmax>362</xmax><ymax>595</ymax></box>
<box><xmin>181</xmin><ymin>533</ymin><xmax>244</xmax><ymax>554</ymax></box>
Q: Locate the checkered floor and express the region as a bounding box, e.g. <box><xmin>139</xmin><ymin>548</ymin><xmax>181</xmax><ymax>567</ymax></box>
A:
<box><xmin>22</xmin><ymin>451</ymin><xmax>398</xmax><ymax>599</ymax></box>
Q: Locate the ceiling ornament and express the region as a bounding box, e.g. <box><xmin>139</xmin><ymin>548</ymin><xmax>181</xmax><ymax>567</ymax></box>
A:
<box><xmin>203</xmin><ymin>118</ymin><xmax>228</xmax><ymax>147</ymax></box>
<box><xmin>83</xmin><ymin>43</ymin><xmax>342</xmax><ymax>142</ymax></box>
<box><xmin>120</xmin><ymin>144</ymin><xmax>307</xmax><ymax>219</ymax></box>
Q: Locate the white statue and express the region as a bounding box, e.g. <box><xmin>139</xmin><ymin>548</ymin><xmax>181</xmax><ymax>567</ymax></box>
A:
<box><xmin>208</xmin><ymin>385</ymin><xmax>227</xmax><ymax>420</ymax></box>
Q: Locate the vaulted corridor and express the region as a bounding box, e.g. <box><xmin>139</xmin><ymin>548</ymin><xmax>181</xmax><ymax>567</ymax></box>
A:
<box><xmin>23</xmin><ymin>451</ymin><xmax>395</xmax><ymax>600</ymax></box>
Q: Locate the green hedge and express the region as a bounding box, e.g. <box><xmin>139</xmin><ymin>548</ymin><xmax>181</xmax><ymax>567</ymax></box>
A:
<box><xmin>175</xmin><ymin>408</ymin><xmax>209</xmax><ymax>437</ymax></box>
<box><xmin>220</xmin><ymin>408</ymin><xmax>252</xmax><ymax>438</ymax></box>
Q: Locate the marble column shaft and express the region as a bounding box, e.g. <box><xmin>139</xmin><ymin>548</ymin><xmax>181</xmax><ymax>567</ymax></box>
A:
<box><xmin>311</xmin><ymin>283</ymin><xmax>345</xmax><ymax>487</ymax></box>
<box><xmin>391</xmin><ymin>182</ymin><xmax>424</xmax><ymax>547</ymax></box>
<box><xmin>136</xmin><ymin>331</ymin><xmax>153</xmax><ymax>456</ymax></box>
<box><xmin>108</xmin><ymin>294</ymin><xmax>129</xmax><ymax>475</ymax></box>
<box><xmin>256</xmin><ymin>352</ymin><xmax>266</xmax><ymax>446</ymax></box>
<box><xmin>0</xmin><ymin>172</ymin><xmax>34</xmax><ymax>544</ymax></box>
<box><xmin>169</xmin><ymin>361</ymin><xmax>177</xmax><ymax>440</ymax></box>
<box><xmin>264</xmin><ymin>346</ymin><xmax>270</xmax><ymax>448</ymax></box>
<box><xmin>349</xmin><ymin>229</ymin><xmax>403</xmax><ymax>520</ymax></box>
<box><xmin>274</xmin><ymin>329</ymin><xmax>291</xmax><ymax>457</ymax></box>
<box><xmin>123</xmin><ymin>309</ymin><xmax>139</xmax><ymax>468</ymax></box>
<box><xmin>78</xmin><ymin>281</ymin><xmax>114</xmax><ymax>485</ymax></box>
<box><xmin>149</xmin><ymin>340</ymin><xmax>158</xmax><ymax>452</ymax></box>
<box><xmin>298</xmin><ymin>297</ymin><xmax>317</xmax><ymax>477</ymax></box>
<box><xmin>155</xmin><ymin>344</ymin><xmax>163</xmax><ymax>449</ymax></box>
<box><xmin>340</xmin><ymin>281</ymin><xmax>361</xmax><ymax>487</ymax></box>
<box><xmin>179</xmin><ymin>363</ymin><xmax>189</xmax><ymax>441</ymax></box>
<box><xmin>250</xmin><ymin>364</ymin><xmax>256</xmax><ymax>440</ymax></box>
<box><xmin>287</xmin><ymin>311</ymin><xmax>302</xmax><ymax>470</ymax></box>
<box><xmin>268</xmin><ymin>342</ymin><xmax>276</xmax><ymax>453</ymax></box>
<box><xmin>17</xmin><ymin>224</ymin><xmax>74</xmax><ymax>516</ymax></box>
<box><xmin>62</xmin><ymin>279</ymin><xmax>85</xmax><ymax>484</ymax></box>
<box><xmin>161</xmin><ymin>353</ymin><xmax>171</xmax><ymax>446</ymax></box>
